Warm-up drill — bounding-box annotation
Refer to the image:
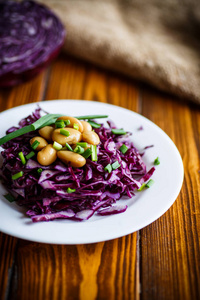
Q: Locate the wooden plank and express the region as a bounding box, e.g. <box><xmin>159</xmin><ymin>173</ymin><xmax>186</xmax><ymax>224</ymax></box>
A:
<box><xmin>0</xmin><ymin>70</ymin><xmax>48</xmax><ymax>300</ymax></box>
<box><xmin>0</xmin><ymin>71</ymin><xmax>47</xmax><ymax>112</ymax></box>
<box><xmin>8</xmin><ymin>241</ymin><xmax>81</xmax><ymax>300</ymax></box>
<box><xmin>8</xmin><ymin>234</ymin><xmax>138</xmax><ymax>300</ymax></box>
<box><xmin>45</xmin><ymin>58</ymin><xmax>139</xmax><ymax>299</ymax></box>
<box><xmin>45</xmin><ymin>54</ymin><xmax>140</xmax><ymax>113</ymax></box>
<box><xmin>3</xmin><ymin>56</ymin><xmax>140</xmax><ymax>300</ymax></box>
<box><xmin>0</xmin><ymin>233</ymin><xmax>18</xmax><ymax>300</ymax></box>
<box><xmin>140</xmin><ymin>91</ymin><xmax>200</xmax><ymax>300</ymax></box>
<box><xmin>45</xmin><ymin>55</ymin><xmax>87</xmax><ymax>101</ymax></box>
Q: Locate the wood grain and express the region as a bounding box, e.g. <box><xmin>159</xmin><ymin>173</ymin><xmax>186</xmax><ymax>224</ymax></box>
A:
<box><xmin>0</xmin><ymin>69</ymin><xmax>48</xmax><ymax>300</ymax></box>
<box><xmin>0</xmin><ymin>56</ymin><xmax>139</xmax><ymax>300</ymax></box>
<box><xmin>6</xmin><ymin>235</ymin><xmax>138</xmax><ymax>300</ymax></box>
<box><xmin>0</xmin><ymin>55</ymin><xmax>199</xmax><ymax>300</ymax></box>
<box><xmin>140</xmin><ymin>91</ymin><xmax>200</xmax><ymax>300</ymax></box>
<box><xmin>0</xmin><ymin>234</ymin><xmax>17</xmax><ymax>300</ymax></box>
<box><xmin>0</xmin><ymin>71</ymin><xmax>47</xmax><ymax>113</ymax></box>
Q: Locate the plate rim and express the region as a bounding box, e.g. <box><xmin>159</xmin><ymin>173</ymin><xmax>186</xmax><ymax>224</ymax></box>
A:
<box><xmin>0</xmin><ymin>100</ymin><xmax>184</xmax><ymax>244</ymax></box>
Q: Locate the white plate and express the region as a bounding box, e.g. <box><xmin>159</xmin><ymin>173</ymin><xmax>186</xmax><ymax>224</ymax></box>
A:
<box><xmin>0</xmin><ymin>100</ymin><xmax>184</xmax><ymax>244</ymax></box>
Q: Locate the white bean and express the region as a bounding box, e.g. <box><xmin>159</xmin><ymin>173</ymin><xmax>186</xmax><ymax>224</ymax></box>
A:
<box><xmin>80</xmin><ymin>120</ymin><xmax>92</xmax><ymax>132</ymax></box>
<box><xmin>82</xmin><ymin>131</ymin><xmax>100</xmax><ymax>145</ymax></box>
<box><xmin>38</xmin><ymin>126</ymin><xmax>54</xmax><ymax>141</ymax></box>
<box><xmin>57</xmin><ymin>116</ymin><xmax>84</xmax><ymax>132</ymax></box>
<box><xmin>57</xmin><ymin>150</ymin><xmax>86</xmax><ymax>168</ymax></box>
<box><xmin>30</xmin><ymin>136</ymin><xmax>48</xmax><ymax>151</ymax></box>
<box><xmin>52</xmin><ymin>128</ymin><xmax>82</xmax><ymax>146</ymax></box>
<box><xmin>37</xmin><ymin>144</ymin><xmax>57</xmax><ymax>166</ymax></box>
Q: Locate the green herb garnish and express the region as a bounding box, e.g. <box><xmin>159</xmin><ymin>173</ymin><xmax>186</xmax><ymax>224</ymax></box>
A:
<box><xmin>60</xmin><ymin>129</ymin><xmax>70</xmax><ymax>137</ymax></box>
<box><xmin>67</xmin><ymin>188</ymin><xmax>76</xmax><ymax>193</ymax></box>
<box><xmin>138</xmin><ymin>179</ymin><xmax>154</xmax><ymax>191</ymax></box>
<box><xmin>37</xmin><ymin>168</ymin><xmax>43</xmax><ymax>174</ymax></box>
<box><xmin>0</xmin><ymin>114</ymin><xmax>108</xmax><ymax>147</ymax></box>
<box><xmin>4</xmin><ymin>193</ymin><xmax>15</xmax><ymax>202</ymax></box>
<box><xmin>91</xmin><ymin>145</ymin><xmax>97</xmax><ymax>161</ymax></box>
<box><xmin>53</xmin><ymin>141</ymin><xmax>62</xmax><ymax>150</ymax></box>
<box><xmin>111</xmin><ymin>129</ymin><xmax>126</xmax><ymax>135</ymax></box>
<box><xmin>76</xmin><ymin>142</ymin><xmax>88</xmax><ymax>148</ymax></box>
<box><xmin>82</xmin><ymin>148</ymin><xmax>92</xmax><ymax>159</ymax></box>
<box><xmin>12</xmin><ymin>171</ymin><xmax>24</xmax><ymax>180</ymax></box>
<box><xmin>154</xmin><ymin>157</ymin><xmax>160</xmax><ymax>165</ymax></box>
<box><xmin>65</xmin><ymin>143</ymin><xmax>73</xmax><ymax>151</ymax></box>
<box><xmin>88</xmin><ymin>121</ymin><xmax>101</xmax><ymax>128</ymax></box>
<box><xmin>64</xmin><ymin>120</ymin><xmax>70</xmax><ymax>126</ymax></box>
<box><xmin>119</xmin><ymin>144</ymin><xmax>128</xmax><ymax>154</ymax></box>
<box><xmin>25</xmin><ymin>151</ymin><xmax>35</xmax><ymax>160</ymax></box>
<box><xmin>75</xmin><ymin>115</ymin><xmax>108</xmax><ymax>120</ymax></box>
<box><xmin>145</xmin><ymin>179</ymin><xmax>154</xmax><ymax>188</ymax></box>
<box><xmin>73</xmin><ymin>123</ymin><xmax>79</xmax><ymax>130</ymax></box>
<box><xmin>104</xmin><ymin>164</ymin><xmax>112</xmax><ymax>173</ymax></box>
<box><xmin>0</xmin><ymin>113</ymin><xmax>62</xmax><ymax>146</ymax></box>
<box><xmin>31</xmin><ymin>140</ymin><xmax>40</xmax><ymax>150</ymax></box>
<box><xmin>74</xmin><ymin>145</ymin><xmax>85</xmax><ymax>154</ymax></box>
<box><xmin>55</xmin><ymin>120</ymin><xmax>65</xmax><ymax>128</ymax></box>
<box><xmin>18</xmin><ymin>151</ymin><xmax>26</xmax><ymax>165</ymax></box>
<box><xmin>111</xmin><ymin>161</ymin><xmax>121</xmax><ymax>170</ymax></box>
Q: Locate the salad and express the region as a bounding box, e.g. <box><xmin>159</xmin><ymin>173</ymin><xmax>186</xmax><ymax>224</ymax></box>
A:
<box><xmin>0</xmin><ymin>108</ymin><xmax>156</xmax><ymax>222</ymax></box>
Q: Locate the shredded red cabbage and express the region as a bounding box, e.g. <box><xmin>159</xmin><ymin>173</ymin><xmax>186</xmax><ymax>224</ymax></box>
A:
<box><xmin>0</xmin><ymin>1</ymin><xmax>65</xmax><ymax>86</ymax></box>
<box><xmin>0</xmin><ymin>108</ymin><xmax>155</xmax><ymax>222</ymax></box>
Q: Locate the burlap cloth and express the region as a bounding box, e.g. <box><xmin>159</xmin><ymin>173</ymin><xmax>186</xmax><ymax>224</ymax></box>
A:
<box><xmin>40</xmin><ymin>0</ymin><xmax>200</xmax><ymax>104</ymax></box>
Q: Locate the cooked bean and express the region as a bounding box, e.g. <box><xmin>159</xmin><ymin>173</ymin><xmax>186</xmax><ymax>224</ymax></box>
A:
<box><xmin>57</xmin><ymin>150</ymin><xmax>86</xmax><ymax>168</ymax></box>
<box><xmin>57</xmin><ymin>116</ymin><xmax>84</xmax><ymax>132</ymax></box>
<box><xmin>30</xmin><ymin>136</ymin><xmax>48</xmax><ymax>151</ymax></box>
<box><xmin>52</xmin><ymin>128</ymin><xmax>82</xmax><ymax>146</ymax></box>
<box><xmin>38</xmin><ymin>126</ymin><xmax>54</xmax><ymax>141</ymax></box>
<box><xmin>80</xmin><ymin>120</ymin><xmax>92</xmax><ymax>132</ymax></box>
<box><xmin>82</xmin><ymin>131</ymin><xmax>100</xmax><ymax>145</ymax></box>
<box><xmin>37</xmin><ymin>144</ymin><xmax>57</xmax><ymax>166</ymax></box>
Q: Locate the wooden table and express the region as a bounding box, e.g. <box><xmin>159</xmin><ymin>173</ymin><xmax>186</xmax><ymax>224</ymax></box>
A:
<box><xmin>0</xmin><ymin>54</ymin><xmax>199</xmax><ymax>300</ymax></box>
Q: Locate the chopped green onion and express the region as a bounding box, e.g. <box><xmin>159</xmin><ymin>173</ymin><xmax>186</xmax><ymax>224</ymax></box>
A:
<box><xmin>111</xmin><ymin>129</ymin><xmax>127</xmax><ymax>135</ymax></box>
<box><xmin>154</xmin><ymin>157</ymin><xmax>160</xmax><ymax>165</ymax></box>
<box><xmin>64</xmin><ymin>120</ymin><xmax>71</xmax><ymax>126</ymax></box>
<box><xmin>138</xmin><ymin>179</ymin><xmax>154</xmax><ymax>191</ymax></box>
<box><xmin>88</xmin><ymin>121</ymin><xmax>101</xmax><ymax>128</ymax></box>
<box><xmin>104</xmin><ymin>164</ymin><xmax>112</xmax><ymax>173</ymax></box>
<box><xmin>0</xmin><ymin>113</ymin><xmax>62</xmax><ymax>146</ymax></box>
<box><xmin>82</xmin><ymin>148</ymin><xmax>92</xmax><ymax>159</ymax></box>
<box><xmin>119</xmin><ymin>144</ymin><xmax>128</xmax><ymax>154</ymax></box>
<box><xmin>146</xmin><ymin>179</ymin><xmax>154</xmax><ymax>188</ymax></box>
<box><xmin>91</xmin><ymin>145</ymin><xmax>97</xmax><ymax>161</ymax></box>
<box><xmin>112</xmin><ymin>161</ymin><xmax>121</xmax><ymax>170</ymax></box>
<box><xmin>55</xmin><ymin>120</ymin><xmax>65</xmax><ymax>128</ymax></box>
<box><xmin>65</xmin><ymin>143</ymin><xmax>73</xmax><ymax>151</ymax></box>
<box><xmin>74</xmin><ymin>145</ymin><xmax>84</xmax><ymax>154</ymax></box>
<box><xmin>60</xmin><ymin>129</ymin><xmax>70</xmax><ymax>136</ymax></box>
<box><xmin>0</xmin><ymin>114</ymin><xmax>107</xmax><ymax>147</ymax></box>
<box><xmin>73</xmin><ymin>123</ymin><xmax>79</xmax><ymax>130</ymax></box>
<box><xmin>75</xmin><ymin>115</ymin><xmax>108</xmax><ymax>120</ymax></box>
<box><xmin>31</xmin><ymin>140</ymin><xmax>40</xmax><ymax>150</ymax></box>
<box><xmin>37</xmin><ymin>168</ymin><xmax>43</xmax><ymax>174</ymax></box>
<box><xmin>12</xmin><ymin>171</ymin><xmax>24</xmax><ymax>180</ymax></box>
<box><xmin>25</xmin><ymin>151</ymin><xmax>35</xmax><ymax>160</ymax></box>
<box><xmin>4</xmin><ymin>193</ymin><xmax>15</xmax><ymax>202</ymax></box>
<box><xmin>53</xmin><ymin>141</ymin><xmax>62</xmax><ymax>150</ymax></box>
<box><xmin>18</xmin><ymin>151</ymin><xmax>26</xmax><ymax>165</ymax></box>
<box><xmin>31</xmin><ymin>114</ymin><xmax>62</xmax><ymax>130</ymax></box>
<box><xmin>67</xmin><ymin>187</ymin><xmax>76</xmax><ymax>193</ymax></box>
<box><xmin>0</xmin><ymin>124</ymin><xmax>33</xmax><ymax>147</ymax></box>
<box><xmin>138</xmin><ymin>183</ymin><xmax>147</xmax><ymax>191</ymax></box>
<box><xmin>76</xmin><ymin>142</ymin><xmax>88</xmax><ymax>148</ymax></box>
